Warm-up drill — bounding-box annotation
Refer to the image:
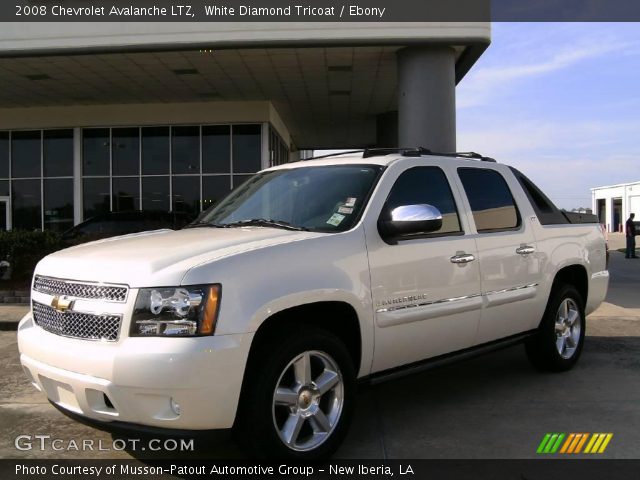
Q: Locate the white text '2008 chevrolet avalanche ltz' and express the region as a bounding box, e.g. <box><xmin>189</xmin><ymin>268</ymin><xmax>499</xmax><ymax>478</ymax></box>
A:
<box><xmin>18</xmin><ymin>148</ymin><xmax>608</xmax><ymax>459</ymax></box>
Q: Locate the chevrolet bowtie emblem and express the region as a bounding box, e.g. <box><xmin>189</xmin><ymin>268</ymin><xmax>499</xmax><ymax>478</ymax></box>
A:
<box><xmin>51</xmin><ymin>296</ymin><xmax>74</xmax><ymax>313</ymax></box>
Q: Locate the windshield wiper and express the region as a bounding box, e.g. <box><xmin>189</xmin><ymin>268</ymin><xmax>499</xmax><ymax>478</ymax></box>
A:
<box><xmin>220</xmin><ymin>219</ymin><xmax>309</xmax><ymax>231</ymax></box>
<box><xmin>184</xmin><ymin>222</ymin><xmax>226</xmax><ymax>229</ymax></box>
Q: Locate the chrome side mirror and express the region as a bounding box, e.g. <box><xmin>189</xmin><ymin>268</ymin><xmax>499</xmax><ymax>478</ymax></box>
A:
<box><xmin>378</xmin><ymin>204</ymin><xmax>443</xmax><ymax>243</ymax></box>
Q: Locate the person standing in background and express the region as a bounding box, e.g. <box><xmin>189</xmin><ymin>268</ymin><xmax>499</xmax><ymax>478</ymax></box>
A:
<box><xmin>626</xmin><ymin>213</ymin><xmax>637</xmax><ymax>259</ymax></box>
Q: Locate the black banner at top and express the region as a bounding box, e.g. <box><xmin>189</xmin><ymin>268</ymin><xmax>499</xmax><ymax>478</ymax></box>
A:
<box><xmin>2</xmin><ymin>0</ymin><xmax>640</xmax><ymax>22</ymax></box>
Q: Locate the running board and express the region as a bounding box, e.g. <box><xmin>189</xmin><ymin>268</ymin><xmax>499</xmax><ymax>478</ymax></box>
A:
<box><xmin>362</xmin><ymin>330</ymin><xmax>537</xmax><ymax>386</ymax></box>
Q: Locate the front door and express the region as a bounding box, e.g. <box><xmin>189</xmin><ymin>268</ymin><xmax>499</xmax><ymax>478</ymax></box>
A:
<box><xmin>0</xmin><ymin>197</ymin><xmax>10</xmax><ymax>231</ymax></box>
<box><xmin>366</xmin><ymin>164</ymin><xmax>482</xmax><ymax>373</ymax></box>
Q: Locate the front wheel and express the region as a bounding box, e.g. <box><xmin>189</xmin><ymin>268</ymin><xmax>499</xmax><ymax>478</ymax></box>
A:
<box><xmin>234</xmin><ymin>326</ymin><xmax>355</xmax><ymax>459</ymax></box>
<box><xmin>525</xmin><ymin>285</ymin><xmax>585</xmax><ymax>372</ymax></box>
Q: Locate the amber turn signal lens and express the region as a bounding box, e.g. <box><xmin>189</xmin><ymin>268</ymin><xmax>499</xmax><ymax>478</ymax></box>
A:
<box><xmin>199</xmin><ymin>285</ymin><xmax>221</xmax><ymax>335</ymax></box>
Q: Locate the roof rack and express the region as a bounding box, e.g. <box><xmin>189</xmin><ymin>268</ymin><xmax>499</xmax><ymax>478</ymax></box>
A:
<box><xmin>361</xmin><ymin>147</ymin><xmax>428</xmax><ymax>158</ymax></box>
<box><xmin>363</xmin><ymin>147</ymin><xmax>497</xmax><ymax>162</ymax></box>
<box><xmin>305</xmin><ymin>150</ymin><xmax>364</xmax><ymax>160</ymax></box>
<box><xmin>305</xmin><ymin>147</ymin><xmax>496</xmax><ymax>162</ymax></box>
<box><xmin>436</xmin><ymin>151</ymin><xmax>497</xmax><ymax>162</ymax></box>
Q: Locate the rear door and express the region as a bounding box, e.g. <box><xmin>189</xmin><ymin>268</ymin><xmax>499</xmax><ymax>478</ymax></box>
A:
<box><xmin>366</xmin><ymin>162</ymin><xmax>482</xmax><ymax>373</ymax></box>
<box><xmin>455</xmin><ymin>166</ymin><xmax>542</xmax><ymax>343</ymax></box>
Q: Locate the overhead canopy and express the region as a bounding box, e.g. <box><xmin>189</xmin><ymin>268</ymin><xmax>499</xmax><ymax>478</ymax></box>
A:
<box><xmin>0</xmin><ymin>22</ymin><xmax>490</xmax><ymax>149</ymax></box>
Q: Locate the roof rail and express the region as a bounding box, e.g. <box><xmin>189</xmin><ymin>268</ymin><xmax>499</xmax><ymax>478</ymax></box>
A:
<box><xmin>304</xmin><ymin>147</ymin><xmax>496</xmax><ymax>162</ymax></box>
<box><xmin>362</xmin><ymin>147</ymin><xmax>430</xmax><ymax>158</ymax></box>
<box><xmin>435</xmin><ymin>151</ymin><xmax>497</xmax><ymax>162</ymax></box>
<box><xmin>305</xmin><ymin>150</ymin><xmax>364</xmax><ymax>160</ymax></box>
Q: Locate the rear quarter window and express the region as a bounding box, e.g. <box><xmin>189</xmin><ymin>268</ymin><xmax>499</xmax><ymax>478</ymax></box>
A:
<box><xmin>458</xmin><ymin>168</ymin><xmax>520</xmax><ymax>232</ymax></box>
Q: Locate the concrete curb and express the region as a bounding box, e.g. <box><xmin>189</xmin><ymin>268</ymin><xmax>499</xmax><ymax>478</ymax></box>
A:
<box><xmin>0</xmin><ymin>321</ymin><xmax>18</xmax><ymax>331</ymax></box>
<box><xmin>0</xmin><ymin>290</ymin><xmax>30</xmax><ymax>305</ymax></box>
<box><xmin>0</xmin><ymin>304</ymin><xmax>30</xmax><ymax>331</ymax></box>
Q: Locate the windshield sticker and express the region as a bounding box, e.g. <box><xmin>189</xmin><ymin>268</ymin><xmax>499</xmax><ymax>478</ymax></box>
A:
<box><xmin>345</xmin><ymin>197</ymin><xmax>357</xmax><ymax>207</ymax></box>
<box><xmin>338</xmin><ymin>206</ymin><xmax>354</xmax><ymax>215</ymax></box>
<box><xmin>326</xmin><ymin>213</ymin><xmax>346</xmax><ymax>226</ymax></box>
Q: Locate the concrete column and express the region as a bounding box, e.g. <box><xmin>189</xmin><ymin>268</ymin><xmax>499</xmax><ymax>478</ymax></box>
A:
<box><xmin>73</xmin><ymin>128</ymin><xmax>82</xmax><ymax>225</ymax></box>
<box><xmin>261</xmin><ymin>122</ymin><xmax>270</xmax><ymax>169</ymax></box>
<box><xmin>376</xmin><ymin>111</ymin><xmax>398</xmax><ymax>147</ymax></box>
<box><xmin>397</xmin><ymin>46</ymin><xmax>456</xmax><ymax>151</ymax></box>
<box><xmin>289</xmin><ymin>150</ymin><xmax>302</xmax><ymax>163</ymax></box>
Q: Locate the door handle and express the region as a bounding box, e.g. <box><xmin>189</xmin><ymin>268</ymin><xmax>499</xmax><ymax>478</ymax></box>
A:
<box><xmin>516</xmin><ymin>245</ymin><xmax>535</xmax><ymax>255</ymax></box>
<box><xmin>450</xmin><ymin>253</ymin><xmax>476</xmax><ymax>264</ymax></box>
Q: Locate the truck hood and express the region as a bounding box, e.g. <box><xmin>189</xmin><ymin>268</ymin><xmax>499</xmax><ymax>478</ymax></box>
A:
<box><xmin>35</xmin><ymin>227</ymin><xmax>323</xmax><ymax>287</ymax></box>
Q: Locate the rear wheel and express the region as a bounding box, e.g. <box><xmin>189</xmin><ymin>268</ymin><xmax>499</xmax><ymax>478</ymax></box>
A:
<box><xmin>525</xmin><ymin>285</ymin><xmax>585</xmax><ymax>371</ymax></box>
<box><xmin>234</xmin><ymin>326</ymin><xmax>355</xmax><ymax>459</ymax></box>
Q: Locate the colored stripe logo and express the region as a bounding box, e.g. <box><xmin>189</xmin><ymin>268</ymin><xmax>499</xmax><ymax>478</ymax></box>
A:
<box><xmin>537</xmin><ymin>433</ymin><xmax>613</xmax><ymax>454</ymax></box>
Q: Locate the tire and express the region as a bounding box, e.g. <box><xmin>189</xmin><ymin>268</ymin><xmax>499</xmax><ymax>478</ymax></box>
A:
<box><xmin>234</xmin><ymin>325</ymin><xmax>356</xmax><ymax>459</ymax></box>
<box><xmin>525</xmin><ymin>284</ymin><xmax>586</xmax><ymax>372</ymax></box>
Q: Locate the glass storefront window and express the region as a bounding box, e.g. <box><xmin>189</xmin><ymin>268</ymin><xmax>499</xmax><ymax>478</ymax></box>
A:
<box><xmin>172</xmin><ymin>126</ymin><xmax>200</xmax><ymax>174</ymax></box>
<box><xmin>12</xmin><ymin>179</ymin><xmax>41</xmax><ymax>230</ymax></box>
<box><xmin>202</xmin><ymin>125</ymin><xmax>230</xmax><ymax>173</ymax></box>
<box><xmin>269</xmin><ymin>127</ymin><xmax>289</xmax><ymax>167</ymax></box>
<box><xmin>142</xmin><ymin>127</ymin><xmax>169</xmax><ymax>175</ymax></box>
<box><xmin>2</xmin><ymin>123</ymin><xmax>268</xmax><ymax>231</ymax></box>
<box><xmin>83</xmin><ymin>177</ymin><xmax>110</xmax><ymax>219</ymax></box>
<box><xmin>232</xmin><ymin>124</ymin><xmax>261</xmax><ymax>173</ymax></box>
<box><xmin>44</xmin><ymin>179</ymin><xmax>74</xmax><ymax>232</ymax></box>
<box><xmin>112</xmin><ymin>128</ymin><xmax>139</xmax><ymax>176</ymax></box>
<box><xmin>113</xmin><ymin>177</ymin><xmax>139</xmax><ymax>212</ymax></box>
<box><xmin>203</xmin><ymin>176</ymin><xmax>231</xmax><ymax>209</ymax></box>
<box><xmin>142</xmin><ymin>176</ymin><xmax>169</xmax><ymax>211</ymax></box>
<box><xmin>172</xmin><ymin>176</ymin><xmax>200</xmax><ymax>215</ymax></box>
<box><xmin>12</xmin><ymin>131</ymin><xmax>41</xmax><ymax>178</ymax></box>
<box><xmin>233</xmin><ymin>175</ymin><xmax>254</xmax><ymax>191</ymax></box>
<box><xmin>44</xmin><ymin>129</ymin><xmax>74</xmax><ymax>177</ymax></box>
<box><xmin>0</xmin><ymin>132</ymin><xmax>8</xmax><ymax>178</ymax></box>
<box><xmin>82</xmin><ymin>128</ymin><xmax>110</xmax><ymax>176</ymax></box>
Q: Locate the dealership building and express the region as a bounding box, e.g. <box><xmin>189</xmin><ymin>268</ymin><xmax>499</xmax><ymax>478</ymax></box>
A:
<box><xmin>0</xmin><ymin>22</ymin><xmax>490</xmax><ymax>231</ymax></box>
<box><xmin>592</xmin><ymin>181</ymin><xmax>640</xmax><ymax>233</ymax></box>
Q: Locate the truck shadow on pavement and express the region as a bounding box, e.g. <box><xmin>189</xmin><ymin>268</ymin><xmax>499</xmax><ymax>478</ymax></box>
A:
<box><xmin>48</xmin><ymin>334</ymin><xmax>640</xmax><ymax>463</ymax></box>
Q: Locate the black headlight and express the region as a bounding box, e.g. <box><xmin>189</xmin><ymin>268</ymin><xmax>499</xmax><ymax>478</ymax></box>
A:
<box><xmin>131</xmin><ymin>284</ymin><xmax>221</xmax><ymax>337</ymax></box>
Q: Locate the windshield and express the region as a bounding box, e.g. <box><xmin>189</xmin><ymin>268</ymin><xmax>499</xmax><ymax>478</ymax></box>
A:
<box><xmin>195</xmin><ymin>164</ymin><xmax>383</xmax><ymax>232</ymax></box>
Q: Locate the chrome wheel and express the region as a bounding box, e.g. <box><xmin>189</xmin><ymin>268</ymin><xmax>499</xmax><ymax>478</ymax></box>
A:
<box><xmin>555</xmin><ymin>298</ymin><xmax>582</xmax><ymax>359</ymax></box>
<box><xmin>272</xmin><ymin>350</ymin><xmax>344</xmax><ymax>452</ymax></box>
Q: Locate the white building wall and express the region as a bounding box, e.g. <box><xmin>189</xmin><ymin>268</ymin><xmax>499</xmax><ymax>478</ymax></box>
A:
<box><xmin>592</xmin><ymin>181</ymin><xmax>640</xmax><ymax>233</ymax></box>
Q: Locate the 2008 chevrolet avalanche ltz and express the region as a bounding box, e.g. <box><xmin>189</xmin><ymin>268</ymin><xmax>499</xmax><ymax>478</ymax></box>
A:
<box><xmin>18</xmin><ymin>149</ymin><xmax>609</xmax><ymax>459</ymax></box>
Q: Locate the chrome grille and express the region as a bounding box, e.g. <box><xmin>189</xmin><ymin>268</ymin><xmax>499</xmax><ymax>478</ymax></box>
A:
<box><xmin>32</xmin><ymin>301</ymin><xmax>121</xmax><ymax>341</ymax></box>
<box><xmin>33</xmin><ymin>275</ymin><xmax>128</xmax><ymax>302</ymax></box>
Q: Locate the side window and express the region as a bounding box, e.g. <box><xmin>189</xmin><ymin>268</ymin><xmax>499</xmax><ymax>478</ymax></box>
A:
<box><xmin>384</xmin><ymin>167</ymin><xmax>462</xmax><ymax>235</ymax></box>
<box><xmin>458</xmin><ymin>168</ymin><xmax>520</xmax><ymax>232</ymax></box>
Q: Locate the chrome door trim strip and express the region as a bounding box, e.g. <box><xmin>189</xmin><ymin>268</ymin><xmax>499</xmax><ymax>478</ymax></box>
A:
<box><xmin>375</xmin><ymin>283</ymin><xmax>539</xmax><ymax>314</ymax></box>
<box><xmin>484</xmin><ymin>283</ymin><xmax>538</xmax><ymax>307</ymax></box>
<box><xmin>376</xmin><ymin>293</ymin><xmax>481</xmax><ymax>313</ymax></box>
<box><xmin>376</xmin><ymin>296</ymin><xmax>483</xmax><ymax>328</ymax></box>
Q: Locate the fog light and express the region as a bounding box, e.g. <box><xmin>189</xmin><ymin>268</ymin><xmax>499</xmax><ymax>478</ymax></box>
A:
<box><xmin>170</xmin><ymin>398</ymin><xmax>182</xmax><ymax>415</ymax></box>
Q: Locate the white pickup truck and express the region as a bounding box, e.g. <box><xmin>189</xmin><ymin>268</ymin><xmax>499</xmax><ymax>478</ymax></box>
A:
<box><xmin>18</xmin><ymin>149</ymin><xmax>609</xmax><ymax>459</ymax></box>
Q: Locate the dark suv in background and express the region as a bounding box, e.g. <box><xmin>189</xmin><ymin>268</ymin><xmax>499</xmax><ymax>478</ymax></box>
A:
<box><xmin>61</xmin><ymin>211</ymin><xmax>195</xmax><ymax>247</ymax></box>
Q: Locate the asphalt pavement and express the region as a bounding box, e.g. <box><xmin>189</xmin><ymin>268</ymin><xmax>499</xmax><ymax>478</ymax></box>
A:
<box><xmin>0</xmin><ymin>249</ymin><xmax>638</xmax><ymax>460</ymax></box>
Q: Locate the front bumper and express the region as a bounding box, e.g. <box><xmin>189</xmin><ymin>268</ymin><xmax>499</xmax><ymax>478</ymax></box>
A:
<box><xmin>18</xmin><ymin>312</ymin><xmax>253</xmax><ymax>430</ymax></box>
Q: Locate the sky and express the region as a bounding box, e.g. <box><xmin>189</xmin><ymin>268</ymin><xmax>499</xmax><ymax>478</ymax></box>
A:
<box><xmin>457</xmin><ymin>22</ymin><xmax>640</xmax><ymax>210</ymax></box>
